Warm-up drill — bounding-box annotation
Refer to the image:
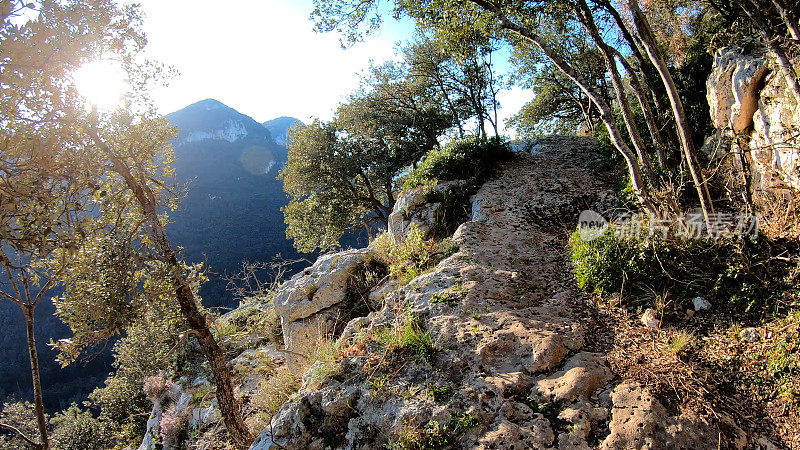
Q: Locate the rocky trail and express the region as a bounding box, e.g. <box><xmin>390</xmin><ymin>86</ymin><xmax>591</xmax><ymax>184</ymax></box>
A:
<box><xmin>249</xmin><ymin>137</ymin><xmax>755</xmax><ymax>449</ymax></box>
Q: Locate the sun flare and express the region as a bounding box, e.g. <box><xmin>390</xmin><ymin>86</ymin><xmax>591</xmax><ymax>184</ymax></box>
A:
<box><xmin>72</xmin><ymin>60</ymin><xmax>128</xmax><ymax>110</ymax></box>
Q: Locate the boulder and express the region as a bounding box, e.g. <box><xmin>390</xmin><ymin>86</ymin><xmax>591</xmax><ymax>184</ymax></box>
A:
<box><xmin>387</xmin><ymin>181</ymin><xmax>465</xmax><ymax>243</ymax></box>
<box><xmin>693</xmin><ymin>296</ymin><xmax>712</xmax><ymax>311</ymax></box>
<box><xmin>707</xmin><ymin>46</ymin><xmax>800</xmax><ymax>190</ymax></box>
<box><xmin>273</xmin><ymin>248</ymin><xmax>378</xmax><ymax>374</ymax></box>
<box><xmin>640</xmin><ymin>308</ymin><xmax>660</xmax><ymax>329</ymax></box>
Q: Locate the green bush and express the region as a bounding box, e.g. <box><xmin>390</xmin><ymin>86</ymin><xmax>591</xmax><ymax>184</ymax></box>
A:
<box><xmin>372</xmin><ymin>226</ymin><xmax>456</xmax><ymax>284</ymax></box>
<box><xmin>403</xmin><ymin>136</ymin><xmax>513</xmax><ymax>190</ymax></box>
<box><xmin>569</xmin><ymin>227</ymin><xmax>797</xmax><ymax>317</ymax></box>
<box><xmin>50</xmin><ymin>405</ymin><xmax>111</xmax><ymax>450</ymax></box>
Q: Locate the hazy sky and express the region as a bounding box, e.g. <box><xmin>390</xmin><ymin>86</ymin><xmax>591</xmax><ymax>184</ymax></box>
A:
<box><xmin>135</xmin><ymin>0</ymin><xmax>531</xmax><ymax>129</ymax></box>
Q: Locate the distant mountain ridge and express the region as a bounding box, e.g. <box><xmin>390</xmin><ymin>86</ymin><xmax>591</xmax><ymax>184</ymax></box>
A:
<box><xmin>263</xmin><ymin>116</ymin><xmax>304</xmax><ymax>147</ymax></box>
<box><xmin>165</xmin><ymin>99</ymin><xmax>306</xmax><ymax>309</ymax></box>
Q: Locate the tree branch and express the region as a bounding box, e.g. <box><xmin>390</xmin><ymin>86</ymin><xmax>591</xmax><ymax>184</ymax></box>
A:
<box><xmin>0</xmin><ymin>422</ymin><xmax>42</xmax><ymax>449</ymax></box>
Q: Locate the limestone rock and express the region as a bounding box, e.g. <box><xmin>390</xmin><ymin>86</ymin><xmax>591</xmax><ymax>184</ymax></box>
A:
<box><xmin>707</xmin><ymin>46</ymin><xmax>800</xmax><ymax>190</ymax></box>
<box><xmin>250</xmin><ymin>139</ymin><xmax>750</xmax><ymax>450</ymax></box>
<box><xmin>534</xmin><ymin>352</ymin><xmax>611</xmax><ymax>403</ymax></box>
<box><xmin>387</xmin><ymin>181</ymin><xmax>465</xmax><ymax>243</ymax></box>
<box><xmin>600</xmin><ymin>382</ymin><xmax>744</xmax><ymax>450</ymax></box>
<box><xmin>273</xmin><ymin>248</ymin><xmax>378</xmax><ymax>373</ymax></box>
<box><xmin>692</xmin><ymin>296</ymin><xmax>712</xmax><ymax>311</ymax></box>
<box><xmin>740</xmin><ymin>327</ymin><xmax>761</xmax><ymax>343</ymax></box>
<box><xmin>641</xmin><ymin>308</ymin><xmax>660</xmax><ymax>329</ymax></box>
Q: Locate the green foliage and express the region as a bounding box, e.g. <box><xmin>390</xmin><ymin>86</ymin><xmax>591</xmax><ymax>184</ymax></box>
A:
<box><xmin>373</xmin><ymin>226</ymin><xmax>458</xmax><ymax>285</ymax></box>
<box><xmin>49</xmin><ymin>405</ymin><xmax>111</xmax><ymax>450</ymax></box>
<box><xmin>88</xmin><ymin>372</ymin><xmax>150</xmax><ymax>448</ymax></box>
<box><xmin>280</xmin><ymin>119</ymin><xmax>389</xmax><ymax>252</ymax></box>
<box><xmin>375</xmin><ymin>310</ymin><xmax>435</xmax><ymax>362</ymax></box>
<box><xmin>403</xmin><ymin>136</ymin><xmax>513</xmax><ymax>190</ymax></box>
<box><xmin>281</xmin><ymin>58</ymin><xmax>453</xmax><ymax>253</ymax></box>
<box><xmin>762</xmin><ymin>311</ymin><xmax>800</xmax><ymax>401</ymax></box>
<box><xmin>666</xmin><ymin>331</ymin><xmax>695</xmax><ymax>355</ymax></box>
<box><xmin>569</xmin><ymin>227</ymin><xmax>798</xmax><ymax>317</ymax></box>
<box><xmin>430</xmin><ymin>281</ymin><xmax>467</xmax><ymax>307</ymax></box>
<box><xmin>425</xmin><ymin>383</ymin><xmax>454</xmax><ymax>402</ymax></box>
<box><xmin>508</xmin><ymin>39</ymin><xmax>606</xmax><ymax>137</ymax></box>
<box><xmin>385</xmin><ymin>413</ymin><xmax>479</xmax><ymax>450</ymax></box>
<box><xmin>0</xmin><ymin>401</ymin><xmax>44</xmax><ymax>450</ymax></box>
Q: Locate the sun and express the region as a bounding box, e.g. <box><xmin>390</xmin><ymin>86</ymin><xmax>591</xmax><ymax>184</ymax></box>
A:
<box><xmin>72</xmin><ymin>60</ymin><xmax>128</xmax><ymax>110</ymax></box>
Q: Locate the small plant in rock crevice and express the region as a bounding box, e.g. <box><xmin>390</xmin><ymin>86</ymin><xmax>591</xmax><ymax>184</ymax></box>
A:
<box><xmin>372</xmin><ymin>227</ymin><xmax>459</xmax><ymax>286</ymax></box>
<box><xmin>384</xmin><ymin>412</ymin><xmax>480</xmax><ymax>450</ymax></box>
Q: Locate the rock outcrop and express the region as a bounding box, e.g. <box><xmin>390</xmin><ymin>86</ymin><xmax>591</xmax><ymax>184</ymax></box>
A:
<box><xmin>707</xmin><ymin>46</ymin><xmax>800</xmax><ymax>190</ymax></box>
<box><xmin>387</xmin><ymin>180</ymin><xmax>464</xmax><ymax>243</ymax></box>
<box><xmin>273</xmin><ymin>248</ymin><xmax>383</xmax><ymax>374</ymax></box>
<box><xmin>249</xmin><ymin>137</ymin><xmax>744</xmax><ymax>449</ymax></box>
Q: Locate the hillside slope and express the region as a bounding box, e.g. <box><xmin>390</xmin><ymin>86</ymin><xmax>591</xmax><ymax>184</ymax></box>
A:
<box><xmin>166</xmin><ymin>99</ymin><xmax>305</xmax><ymax>308</ymax></box>
<box><xmin>243</xmin><ymin>137</ymin><xmax>752</xmax><ymax>449</ymax></box>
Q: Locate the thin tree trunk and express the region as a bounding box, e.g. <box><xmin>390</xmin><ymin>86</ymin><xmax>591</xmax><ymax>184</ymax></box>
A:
<box><xmin>23</xmin><ymin>305</ymin><xmax>50</xmax><ymax>450</ymax></box>
<box><xmin>433</xmin><ymin>76</ymin><xmax>464</xmax><ymax>138</ymax></box>
<box><xmin>741</xmin><ymin>0</ymin><xmax>800</xmax><ymax>104</ymax></box>
<box><xmin>0</xmin><ymin>259</ymin><xmax>48</xmax><ymax>450</ymax></box>
<box><xmin>609</xmin><ymin>46</ymin><xmax>669</xmax><ymax>168</ymax></box>
<box><xmin>601</xmin><ymin>0</ymin><xmax>677</xmax><ymax>159</ymax></box>
<box><xmin>23</xmin><ymin>306</ymin><xmax>48</xmax><ymax>450</ymax></box>
<box><xmin>766</xmin><ymin>38</ymin><xmax>800</xmax><ymax>105</ymax></box>
<box><xmin>467</xmin><ymin>0</ymin><xmax>656</xmax><ymax>213</ymax></box>
<box><xmin>770</xmin><ymin>0</ymin><xmax>800</xmax><ymax>40</ymax></box>
<box><xmin>627</xmin><ymin>0</ymin><xmax>715</xmax><ymax>229</ymax></box>
<box><xmin>92</xmin><ymin>131</ymin><xmax>253</xmax><ymax>448</ymax></box>
<box><xmin>576</xmin><ymin>0</ymin><xmax>659</xmax><ymax>187</ymax></box>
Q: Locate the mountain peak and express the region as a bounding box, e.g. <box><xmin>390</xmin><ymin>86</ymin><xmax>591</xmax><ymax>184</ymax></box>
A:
<box><xmin>194</xmin><ymin>98</ymin><xmax>228</xmax><ymax>110</ymax></box>
<box><xmin>167</xmin><ymin>99</ymin><xmax>271</xmax><ymax>146</ymax></box>
<box><xmin>263</xmin><ymin>117</ymin><xmax>304</xmax><ymax>147</ymax></box>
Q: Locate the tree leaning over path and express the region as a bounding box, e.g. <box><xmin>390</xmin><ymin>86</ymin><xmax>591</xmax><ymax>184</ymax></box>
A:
<box><xmin>312</xmin><ymin>0</ymin><xmax>724</xmax><ymax>226</ymax></box>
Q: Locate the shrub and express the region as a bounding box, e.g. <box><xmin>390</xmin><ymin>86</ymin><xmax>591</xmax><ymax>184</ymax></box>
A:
<box><xmin>403</xmin><ymin>136</ymin><xmax>513</xmax><ymax>190</ymax></box>
<box><xmin>143</xmin><ymin>373</ymin><xmax>173</xmax><ymax>402</ymax></box>
<box><xmin>50</xmin><ymin>405</ymin><xmax>111</xmax><ymax>450</ymax></box>
<box><xmin>385</xmin><ymin>413</ymin><xmax>479</xmax><ymax>450</ymax></box>
<box><xmin>375</xmin><ymin>310</ymin><xmax>435</xmax><ymax>362</ymax></box>
<box><xmin>569</xmin><ymin>226</ymin><xmax>797</xmax><ymax>317</ymax></box>
<box><xmin>159</xmin><ymin>405</ymin><xmax>188</xmax><ymax>447</ymax></box>
<box><xmin>0</xmin><ymin>401</ymin><xmax>43</xmax><ymax>450</ymax></box>
<box><xmin>373</xmin><ymin>226</ymin><xmax>456</xmax><ymax>285</ymax></box>
<box><xmin>89</xmin><ymin>371</ymin><xmax>151</xmax><ymax>448</ymax></box>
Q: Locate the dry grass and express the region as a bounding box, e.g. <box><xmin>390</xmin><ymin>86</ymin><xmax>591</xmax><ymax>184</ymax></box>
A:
<box><xmin>246</xmin><ymin>367</ymin><xmax>300</xmax><ymax>433</ymax></box>
<box><xmin>595</xmin><ymin>298</ymin><xmax>798</xmax><ymax>448</ymax></box>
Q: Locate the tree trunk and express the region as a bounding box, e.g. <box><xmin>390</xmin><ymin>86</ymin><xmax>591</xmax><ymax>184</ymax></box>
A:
<box><xmin>765</xmin><ymin>38</ymin><xmax>800</xmax><ymax>106</ymax></box>
<box><xmin>770</xmin><ymin>0</ymin><xmax>800</xmax><ymax>40</ymax></box>
<box><xmin>93</xmin><ymin>133</ymin><xmax>253</xmax><ymax>448</ymax></box>
<box><xmin>742</xmin><ymin>0</ymin><xmax>800</xmax><ymax>104</ymax></box>
<box><xmin>627</xmin><ymin>0</ymin><xmax>715</xmax><ymax>229</ymax></box>
<box><xmin>466</xmin><ymin>0</ymin><xmax>656</xmax><ymax>214</ymax></box>
<box><xmin>576</xmin><ymin>0</ymin><xmax>659</xmax><ymax>187</ymax></box>
<box><xmin>23</xmin><ymin>305</ymin><xmax>48</xmax><ymax>450</ymax></box>
<box><xmin>602</xmin><ymin>0</ymin><xmax>677</xmax><ymax>161</ymax></box>
<box><xmin>607</xmin><ymin>43</ymin><xmax>669</xmax><ymax>168</ymax></box>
